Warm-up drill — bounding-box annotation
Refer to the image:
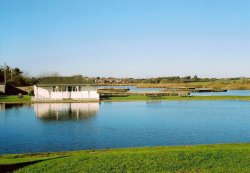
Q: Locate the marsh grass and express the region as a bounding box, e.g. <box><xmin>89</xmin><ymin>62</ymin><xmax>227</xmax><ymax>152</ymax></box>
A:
<box><xmin>103</xmin><ymin>95</ymin><xmax>250</xmax><ymax>101</ymax></box>
<box><xmin>136</xmin><ymin>81</ymin><xmax>250</xmax><ymax>90</ymax></box>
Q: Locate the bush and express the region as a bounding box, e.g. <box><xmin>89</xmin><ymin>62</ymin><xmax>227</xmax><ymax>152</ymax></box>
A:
<box><xmin>18</xmin><ymin>93</ymin><xmax>23</xmax><ymax>98</ymax></box>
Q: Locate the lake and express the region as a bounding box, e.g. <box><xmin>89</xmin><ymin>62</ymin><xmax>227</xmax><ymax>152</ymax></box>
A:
<box><xmin>1</xmin><ymin>101</ymin><xmax>250</xmax><ymax>154</ymax></box>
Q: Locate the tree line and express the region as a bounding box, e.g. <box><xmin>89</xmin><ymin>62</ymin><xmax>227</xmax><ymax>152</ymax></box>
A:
<box><xmin>1</xmin><ymin>64</ymin><xmax>249</xmax><ymax>86</ymax></box>
<box><xmin>0</xmin><ymin>65</ymin><xmax>38</xmax><ymax>86</ymax></box>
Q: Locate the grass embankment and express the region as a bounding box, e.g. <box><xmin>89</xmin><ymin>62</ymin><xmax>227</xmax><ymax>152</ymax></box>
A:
<box><xmin>0</xmin><ymin>95</ymin><xmax>32</xmax><ymax>103</ymax></box>
<box><xmin>1</xmin><ymin>95</ymin><xmax>250</xmax><ymax>103</ymax></box>
<box><xmin>2</xmin><ymin>144</ymin><xmax>250</xmax><ymax>173</ymax></box>
<box><xmin>102</xmin><ymin>95</ymin><xmax>250</xmax><ymax>101</ymax></box>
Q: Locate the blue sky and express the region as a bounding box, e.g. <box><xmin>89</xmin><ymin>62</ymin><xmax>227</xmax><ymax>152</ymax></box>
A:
<box><xmin>0</xmin><ymin>0</ymin><xmax>250</xmax><ymax>78</ymax></box>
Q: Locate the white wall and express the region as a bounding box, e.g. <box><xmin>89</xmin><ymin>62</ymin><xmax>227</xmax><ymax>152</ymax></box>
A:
<box><xmin>89</xmin><ymin>91</ymin><xmax>99</xmax><ymax>99</ymax></box>
<box><xmin>34</xmin><ymin>85</ymin><xmax>50</xmax><ymax>99</ymax></box>
<box><xmin>51</xmin><ymin>92</ymin><xmax>69</xmax><ymax>99</ymax></box>
<box><xmin>34</xmin><ymin>85</ymin><xmax>99</xmax><ymax>100</ymax></box>
<box><xmin>0</xmin><ymin>85</ymin><xmax>5</xmax><ymax>93</ymax></box>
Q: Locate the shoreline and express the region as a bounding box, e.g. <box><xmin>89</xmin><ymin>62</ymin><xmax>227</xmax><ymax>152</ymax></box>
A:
<box><xmin>1</xmin><ymin>142</ymin><xmax>249</xmax><ymax>155</ymax></box>
<box><xmin>101</xmin><ymin>95</ymin><xmax>250</xmax><ymax>101</ymax></box>
<box><xmin>1</xmin><ymin>95</ymin><xmax>250</xmax><ymax>104</ymax></box>
<box><xmin>1</xmin><ymin>143</ymin><xmax>250</xmax><ymax>172</ymax></box>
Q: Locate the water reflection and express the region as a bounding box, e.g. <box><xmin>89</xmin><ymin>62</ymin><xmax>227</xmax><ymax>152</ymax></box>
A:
<box><xmin>0</xmin><ymin>103</ymin><xmax>28</xmax><ymax>111</ymax></box>
<box><xmin>146</xmin><ymin>101</ymin><xmax>162</xmax><ymax>104</ymax></box>
<box><xmin>33</xmin><ymin>103</ymin><xmax>100</xmax><ymax>121</ymax></box>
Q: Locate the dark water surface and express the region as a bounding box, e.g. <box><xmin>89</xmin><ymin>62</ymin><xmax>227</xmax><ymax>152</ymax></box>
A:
<box><xmin>1</xmin><ymin>101</ymin><xmax>250</xmax><ymax>154</ymax></box>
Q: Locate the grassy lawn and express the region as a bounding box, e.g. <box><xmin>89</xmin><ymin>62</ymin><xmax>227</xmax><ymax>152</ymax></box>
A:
<box><xmin>103</xmin><ymin>95</ymin><xmax>250</xmax><ymax>101</ymax></box>
<box><xmin>1</xmin><ymin>143</ymin><xmax>250</xmax><ymax>172</ymax></box>
<box><xmin>1</xmin><ymin>95</ymin><xmax>250</xmax><ymax>103</ymax></box>
<box><xmin>0</xmin><ymin>95</ymin><xmax>32</xmax><ymax>103</ymax></box>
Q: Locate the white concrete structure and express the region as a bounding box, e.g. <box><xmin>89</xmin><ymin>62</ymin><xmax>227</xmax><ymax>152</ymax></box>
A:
<box><xmin>33</xmin><ymin>84</ymin><xmax>99</xmax><ymax>101</ymax></box>
<box><xmin>0</xmin><ymin>84</ymin><xmax>5</xmax><ymax>94</ymax></box>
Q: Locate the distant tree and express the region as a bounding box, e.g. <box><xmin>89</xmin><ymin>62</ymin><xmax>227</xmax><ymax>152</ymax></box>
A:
<box><xmin>22</xmin><ymin>72</ymin><xmax>39</xmax><ymax>85</ymax></box>
<box><xmin>24</xmin><ymin>77</ymin><xmax>39</xmax><ymax>85</ymax></box>
<box><xmin>12</xmin><ymin>68</ymin><xmax>22</xmax><ymax>77</ymax></box>
<box><xmin>8</xmin><ymin>76</ymin><xmax>26</xmax><ymax>86</ymax></box>
<box><xmin>193</xmin><ymin>75</ymin><xmax>198</xmax><ymax>82</ymax></box>
<box><xmin>0</xmin><ymin>67</ymin><xmax>4</xmax><ymax>83</ymax></box>
<box><xmin>38</xmin><ymin>72</ymin><xmax>60</xmax><ymax>78</ymax></box>
<box><xmin>182</xmin><ymin>76</ymin><xmax>191</xmax><ymax>81</ymax></box>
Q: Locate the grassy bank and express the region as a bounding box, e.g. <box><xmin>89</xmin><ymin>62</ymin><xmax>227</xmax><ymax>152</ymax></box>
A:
<box><xmin>2</xmin><ymin>143</ymin><xmax>250</xmax><ymax>172</ymax></box>
<box><xmin>1</xmin><ymin>95</ymin><xmax>250</xmax><ymax>103</ymax></box>
<box><xmin>102</xmin><ymin>95</ymin><xmax>250</xmax><ymax>101</ymax></box>
<box><xmin>0</xmin><ymin>95</ymin><xmax>32</xmax><ymax>103</ymax></box>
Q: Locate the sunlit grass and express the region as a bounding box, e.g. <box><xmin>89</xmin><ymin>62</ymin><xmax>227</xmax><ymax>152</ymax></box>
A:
<box><xmin>1</xmin><ymin>144</ymin><xmax>250</xmax><ymax>172</ymax></box>
<box><xmin>1</xmin><ymin>95</ymin><xmax>250</xmax><ymax>103</ymax></box>
<box><xmin>136</xmin><ymin>81</ymin><xmax>250</xmax><ymax>90</ymax></box>
<box><xmin>0</xmin><ymin>95</ymin><xmax>32</xmax><ymax>103</ymax></box>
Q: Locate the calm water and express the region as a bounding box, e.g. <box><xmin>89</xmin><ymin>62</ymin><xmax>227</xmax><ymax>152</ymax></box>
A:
<box><xmin>1</xmin><ymin>101</ymin><xmax>250</xmax><ymax>154</ymax></box>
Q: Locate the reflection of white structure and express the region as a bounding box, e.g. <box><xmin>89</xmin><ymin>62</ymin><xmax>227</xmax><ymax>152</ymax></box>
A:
<box><xmin>33</xmin><ymin>84</ymin><xmax>99</xmax><ymax>101</ymax></box>
<box><xmin>34</xmin><ymin>103</ymin><xmax>100</xmax><ymax>120</ymax></box>
<box><xmin>0</xmin><ymin>104</ymin><xmax>5</xmax><ymax>111</ymax></box>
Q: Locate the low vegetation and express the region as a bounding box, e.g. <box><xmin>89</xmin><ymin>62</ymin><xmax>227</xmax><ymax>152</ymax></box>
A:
<box><xmin>1</xmin><ymin>95</ymin><xmax>250</xmax><ymax>103</ymax></box>
<box><xmin>102</xmin><ymin>95</ymin><xmax>250</xmax><ymax>101</ymax></box>
<box><xmin>1</xmin><ymin>143</ymin><xmax>250</xmax><ymax>173</ymax></box>
<box><xmin>0</xmin><ymin>95</ymin><xmax>32</xmax><ymax>103</ymax></box>
<box><xmin>1</xmin><ymin>64</ymin><xmax>250</xmax><ymax>90</ymax></box>
<box><xmin>96</xmin><ymin>77</ymin><xmax>250</xmax><ymax>90</ymax></box>
<box><xmin>136</xmin><ymin>80</ymin><xmax>250</xmax><ymax>90</ymax></box>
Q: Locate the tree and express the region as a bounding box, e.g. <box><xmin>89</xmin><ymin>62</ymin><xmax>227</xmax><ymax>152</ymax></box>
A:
<box><xmin>38</xmin><ymin>71</ymin><xmax>60</xmax><ymax>78</ymax></box>
<box><xmin>12</xmin><ymin>68</ymin><xmax>22</xmax><ymax>77</ymax></box>
<box><xmin>0</xmin><ymin>67</ymin><xmax>4</xmax><ymax>83</ymax></box>
<box><xmin>193</xmin><ymin>75</ymin><xmax>198</xmax><ymax>82</ymax></box>
<box><xmin>0</xmin><ymin>65</ymin><xmax>10</xmax><ymax>83</ymax></box>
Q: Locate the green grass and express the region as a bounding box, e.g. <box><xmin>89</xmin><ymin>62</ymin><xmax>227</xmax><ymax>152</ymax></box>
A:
<box><xmin>0</xmin><ymin>95</ymin><xmax>32</xmax><ymax>103</ymax></box>
<box><xmin>1</xmin><ymin>95</ymin><xmax>250</xmax><ymax>103</ymax></box>
<box><xmin>1</xmin><ymin>144</ymin><xmax>250</xmax><ymax>172</ymax></box>
<box><xmin>103</xmin><ymin>95</ymin><xmax>250</xmax><ymax>101</ymax></box>
<box><xmin>0</xmin><ymin>153</ymin><xmax>65</xmax><ymax>165</ymax></box>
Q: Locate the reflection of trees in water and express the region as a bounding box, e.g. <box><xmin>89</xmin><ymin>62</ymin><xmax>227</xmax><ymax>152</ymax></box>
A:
<box><xmin>0</xmin><ymin>103</ymin><xmax>30</xmax><ymax>111</ymax></box>
<box><xmin>34</xmin><ymin>103</ymin><xmax>100</xmax><ymax>121</ymax></box>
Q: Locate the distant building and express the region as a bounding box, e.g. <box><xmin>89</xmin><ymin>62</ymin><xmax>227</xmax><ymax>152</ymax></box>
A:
<box><xmin>33</xmin><ymin>77</ymin><xmax>99</xmax><ymax>101</ymax></box>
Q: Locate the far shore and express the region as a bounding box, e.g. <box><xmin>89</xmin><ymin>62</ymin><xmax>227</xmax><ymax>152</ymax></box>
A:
<box><xmin>1</xmin><ymin>95</ymin><xmax>250</xmax><ymax>104</ymax></box>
